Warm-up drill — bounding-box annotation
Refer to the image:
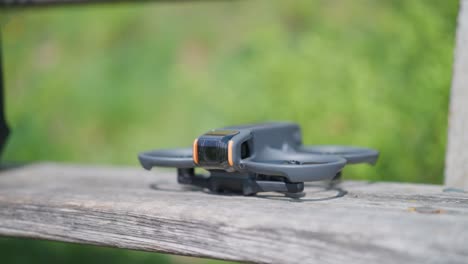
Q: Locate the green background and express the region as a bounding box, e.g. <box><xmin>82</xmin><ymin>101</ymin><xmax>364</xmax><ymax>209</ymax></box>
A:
<box><xmin>0</xmin><ymin>0</ymin><xmax>459</xmax><ymax>263</ymax></box>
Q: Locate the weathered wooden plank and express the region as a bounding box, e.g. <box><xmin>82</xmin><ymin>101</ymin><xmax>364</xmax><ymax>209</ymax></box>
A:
<box><xmin>446</xmin><ymin>0</ymin><xmax>468</xmax><ymax>189</ymax></box>
<box><xmin>0</xmin><ymin>163</ymin><xmax>467</xmax><ymax>264</ymax></box>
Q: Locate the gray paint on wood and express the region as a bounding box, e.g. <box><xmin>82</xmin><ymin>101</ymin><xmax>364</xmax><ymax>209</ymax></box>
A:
<box><xmin>446</xmin><ymin>0</ymin><xmax>468</xmax><ymax>189</ymax></box>
<box><xmin>0</xmin><ymin>163</ymin><xmax>467</xmax><ymax>263</ymax></box>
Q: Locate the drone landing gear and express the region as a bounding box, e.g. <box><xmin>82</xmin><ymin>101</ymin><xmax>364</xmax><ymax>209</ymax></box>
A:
<box><xmin>177</xmin><ymin>168</ymin><xmax>305</xmax><ymax>197</ymax></box>
<box><xmin>332</xmin><ymin>171</ymin><xmax>343</xmax><ymax>182</ymax></box>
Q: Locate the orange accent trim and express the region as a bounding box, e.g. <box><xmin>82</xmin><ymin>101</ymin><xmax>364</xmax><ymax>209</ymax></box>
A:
<box><xmin>228</xmin><ymin>140</ymin><xmax>234</xmax><ymax>166</ymax></box>
<box><xmin>193</xmin><ymin>138</ymin><xmax>199</xmax><ymax>164</ymax></box>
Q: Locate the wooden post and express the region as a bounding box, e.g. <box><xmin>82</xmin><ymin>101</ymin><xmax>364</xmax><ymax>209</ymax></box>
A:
<box><xmin>0</xmin><ymin>30</ymin><xmax>10</xmax><ymax>155</ymax></box>
<box><xmin>445</xmin><ymin>0</ymin><xmax>468</xmax><ymax>189</ymax></box>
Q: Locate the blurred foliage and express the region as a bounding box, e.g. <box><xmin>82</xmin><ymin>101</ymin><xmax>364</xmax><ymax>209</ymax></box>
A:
<box><xmin>0</xmin><ymin>237</ymin><xmax>227</xmax><ymax>264</ymax></box>
<box><xmin>0</xmin><ymin>0</ymin><xmax>459</xmax><ymax>263</ymax></box>
<box><xmin>0</xmin><ymin>237</ymin><xmax>170</xmax><ymax>264</ymax></box>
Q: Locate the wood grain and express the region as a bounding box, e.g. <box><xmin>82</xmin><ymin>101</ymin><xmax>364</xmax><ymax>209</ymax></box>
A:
<box><xmin>446</xmin><ymin>0</ymin><xmax>468</xmax><ymax>189</ymax></box>
<box><xmin>0</xmin><ymin>163</ymin><xmax>467</xmax><ymax>263</ymax></box>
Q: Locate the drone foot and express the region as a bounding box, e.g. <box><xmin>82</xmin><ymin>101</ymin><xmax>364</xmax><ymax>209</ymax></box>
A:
<box><xmin>176</xmin><ymin>169</ymin><xmax>307</xmax><ymax>197</ymax></box>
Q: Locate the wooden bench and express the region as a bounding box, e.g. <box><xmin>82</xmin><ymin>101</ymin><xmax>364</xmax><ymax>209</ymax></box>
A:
<box><xmin>1</xmin><ymin>163</ymin><xmax>467</xmax><ymax>263</ymax></box>
<box><xmin>1</xmin><ymin>0</ymin><xmax>468</xmax><ymax>263</ymax></box>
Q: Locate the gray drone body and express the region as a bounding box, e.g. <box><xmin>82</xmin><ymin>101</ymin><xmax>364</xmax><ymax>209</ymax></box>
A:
<box><xmin>139</xmin><ymin>122</ymin><xmax>378</xmax><ymax>197</ymax></box>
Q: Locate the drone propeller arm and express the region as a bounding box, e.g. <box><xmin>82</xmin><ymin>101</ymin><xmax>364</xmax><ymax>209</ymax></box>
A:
<box><xmin>138</xmin><ymin>148</ymin><xmax>195</xmax><ymax>170</ymax></box>
<box><xmin>298</xmin><ymin>145</ymin><xmax>379</xmax><ymax>165</ymax></box>
<box><xmin>240</xmin><ymin>156</ymin><xmax>346</xmax><ymax>183</ymax></box>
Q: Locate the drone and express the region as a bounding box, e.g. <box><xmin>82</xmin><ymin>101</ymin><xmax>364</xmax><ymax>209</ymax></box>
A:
<box><xmin>138</xmin><ymin>122</ymin><xmax>379</xmax><ymax>197</ymax></box>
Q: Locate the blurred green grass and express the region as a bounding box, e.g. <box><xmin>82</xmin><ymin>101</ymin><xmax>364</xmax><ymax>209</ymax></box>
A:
<box><xmin>0</xmin><ymin>0</ymin><xmax>459</xmax><ymax>263</ymax></box>
<box><xmin>0</xmin><ymin>237</ymin><xmax>226</xmax><ymax>264</ymax></box>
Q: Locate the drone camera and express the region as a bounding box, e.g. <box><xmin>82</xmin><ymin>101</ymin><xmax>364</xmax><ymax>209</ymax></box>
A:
<box><xmin>193</xmin><ymin>130</ymin><xmax>239</xmax><ymax>169</ymax></box>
